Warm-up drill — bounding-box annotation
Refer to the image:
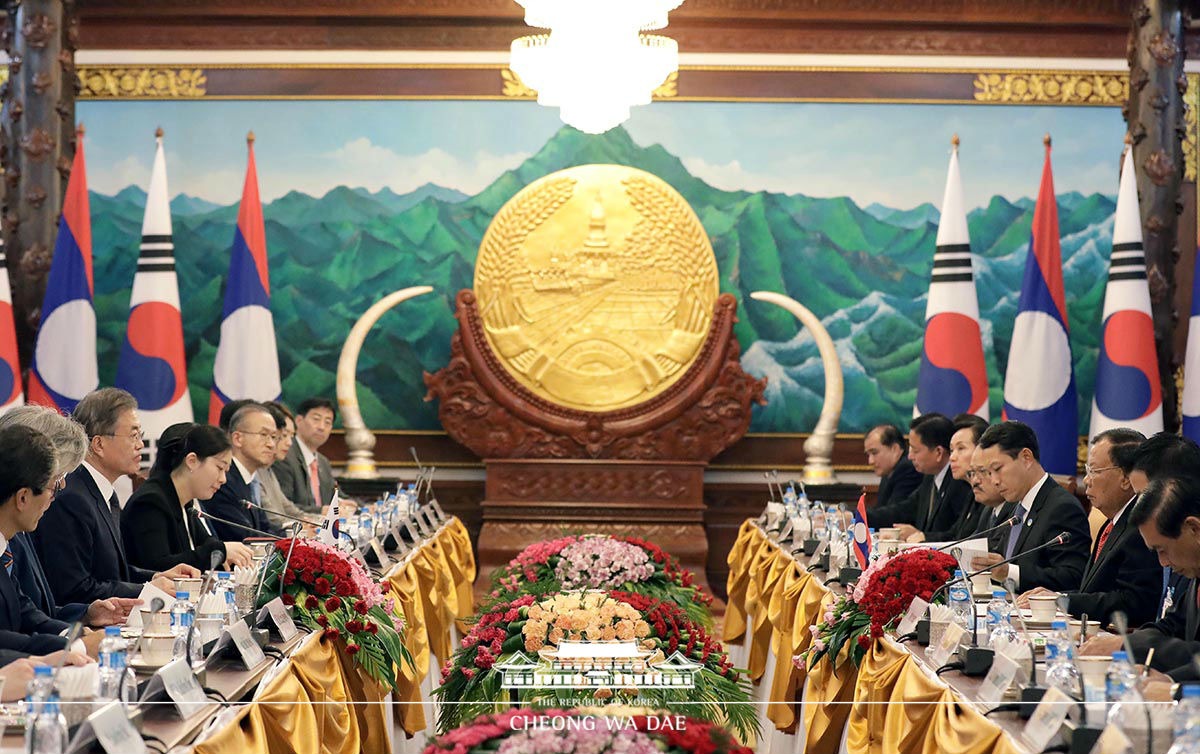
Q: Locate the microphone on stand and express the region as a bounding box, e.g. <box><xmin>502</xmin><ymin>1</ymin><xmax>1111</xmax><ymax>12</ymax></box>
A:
<box><xmin>1113</xmin><ymin>611</ymin><xmax>1154</xmax><ymax>754</ymax></box>
<box><xmin>935</xmin><ymin>516</ymin><xmax>1019</xmax><ymax>551</ymax></box>
<box><xmin>240</xmin><ymin>498</ymin><xmax>320</xmax><ymax>527</ymax></box>
<box><xmin>196</xmin><ymin>510</ymin><xmax>282</xmax><ymax>540</ymax></box>
<box><xmin>913</xmin><ymin>532</ymin><xmax>1072</xmax><ymax>648</ymax></box>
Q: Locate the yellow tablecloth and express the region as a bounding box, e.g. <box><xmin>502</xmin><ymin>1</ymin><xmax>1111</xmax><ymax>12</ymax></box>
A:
<box><xmin>197</xmin><ymin>517</ymin><xmax>476</xmax><ymax>750</ymax></box>
<box><xmin>723</xmin><ymin>521</ymin><xmax>1022</xmax><ymax>754</ymax></box>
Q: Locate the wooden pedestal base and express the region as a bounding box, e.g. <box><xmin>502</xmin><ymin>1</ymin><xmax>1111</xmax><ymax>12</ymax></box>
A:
<box><xmin>476</xmin><ymin>458</ymin><xmax>717</xmax><ymax>605</ymax></box>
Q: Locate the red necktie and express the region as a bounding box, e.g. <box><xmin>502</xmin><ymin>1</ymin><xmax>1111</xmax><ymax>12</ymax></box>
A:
<box><xmin>1094</xmin><ymin>519</ymin><xmax>1114</xmax><ymax>559</ymax></box>
<box><xmin>309</xmin><ymin>457</ymin><xmax>322</xmax><ymax>506</ymax></box>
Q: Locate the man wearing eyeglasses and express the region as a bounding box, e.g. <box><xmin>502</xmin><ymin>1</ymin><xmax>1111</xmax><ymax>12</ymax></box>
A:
<box><xmin>1016</xmin><ymin>428</ymin><xmax>1160</xmax><ymax>626</ymax></box>
<box><xmin>202</xmin><ymin>403</ymin><xmax>286</xmax><ymax>542</ymax></box>
<box><xmin>35</xmin><ymin>388</ymin><xmax>199</xmax><ymax>606</ymax></box>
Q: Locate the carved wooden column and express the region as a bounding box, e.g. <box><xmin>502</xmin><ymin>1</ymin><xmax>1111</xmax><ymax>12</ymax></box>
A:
<box><xmin>1126</xmin><ymin>0</ymin><xmax>1186</xmax><ymax>430</ymax></box>
<box><xmin>1</xmin><ymin>0</ymin><xmax>71</xmax><ymax>371</ymax></box>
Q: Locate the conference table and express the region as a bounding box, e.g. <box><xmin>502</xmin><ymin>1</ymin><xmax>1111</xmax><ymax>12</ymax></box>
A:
<box><xmin>0</xmin><ymin>515</ymin><xmax>475</xmax><ymax>754</ymax></box>
<box><xmin>723</xmin><ymin>519</ymin><xmax>1053</xmax><ymax>754</ymax></box>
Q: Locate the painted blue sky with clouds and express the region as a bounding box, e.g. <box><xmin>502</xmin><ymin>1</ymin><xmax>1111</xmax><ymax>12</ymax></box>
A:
<box><xmin>78</xmin><ymin>99</ymin><xmax>1126</xmax><ymax>210</ymax></box>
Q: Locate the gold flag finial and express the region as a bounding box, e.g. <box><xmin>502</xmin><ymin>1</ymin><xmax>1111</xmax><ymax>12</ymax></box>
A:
<box><xmin>247</xmin><ymin>130</ymin><xmax>255</xmax><ymax>145</ymax></box>
<box><xmin>1043</xmin><ymin>133</ymin><xmax>1051</xmax><ymax>148</ymax></box>
<box><xmin>951</xmin><ymin>133</ymin><xmax>960</xmax><ymax>149</ymax></box>
<box><xmin>1124</xmin><ymin>131</ymin><xmax>1132</xmax><ymax>145</ymax></box>
<box><xmin>76</xmin><ymin>123</ymin><xmax>85</xmax><ymax>137</ymax></box>
<box><xmin>155</xmin><ymin>126</ymin><xmax>164</xmax><ymax>139</ymax></box>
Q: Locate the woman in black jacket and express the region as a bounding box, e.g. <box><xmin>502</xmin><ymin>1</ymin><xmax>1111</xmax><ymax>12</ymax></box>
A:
<box><xmin>122</xmin><ymin>423</ymin><xmax>254</xmax><ymax>572</ymax></box>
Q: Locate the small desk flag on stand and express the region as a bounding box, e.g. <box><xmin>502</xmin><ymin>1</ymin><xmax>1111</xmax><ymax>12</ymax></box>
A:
<box><xmin>1002</xmin><ymin>135</ymin><xmax>1077</xmax><ymax>475</ymax></box>
<box><xmin>1185</xmin><ymin>229</ymin><xmax>1200</xmax><ymax>440</ymax></box>
<box><xmin>208</xmin><ymin>131</ymin><xmax>281</xmax><ymax>424</ymax></box>
<box><xmin>852</xmin><ymin>493</ymin><xmax>871</xmax><ymax>569</ymax></box>
<box><xmin>319</xmin><ymin>489</ymin><xmax>341</xmax><ymax>546</ymax></box>
<box><xmin>1090</xmin><ymin>138</ymin><xmax>1162</xmax><ymax>437</ymax></box>
<box><xmin>915</xmin><ymin>134</ymin><xmax>989</xmax><ymax>419</ymax></box>
<box><xmin>28</xmin><ymin>125</ymin><xmax>97</xmax><ymax>413</ymax></box>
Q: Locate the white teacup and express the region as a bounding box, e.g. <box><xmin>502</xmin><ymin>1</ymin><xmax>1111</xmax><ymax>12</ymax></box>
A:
<box><xmin>1077</xmin><ymin>655</ymin><xmax>1113</xmax><ymax>688</ymax></box>
<box><xmin>1028</xmin><ymin>595</ymin><xmax>1059</xmax><ymax>622</ymax></box>
<box><xmin>174</xmin><ymin>578</ymin><xmax>203</xmax><ymax>597</ymax></box>
<box><xmin>878</xmin><ymin>528</ymin><xmax>902</xmax><ymax>542</ymax></box>
<box><xmin>1067</xmin><ymin>619</ymin><xmax>1096</xmax><ymax>644</ymax></box>
<box><xmin>970</xmin><ymin>572</ymin><xmax>992</xmax><ymax>595</ymax></box>
<box><xmin>139</xmin><ymin>634</ymin><xmax>176</xmax><ymax>666</ymax></box>
<box><xmin>139</xmin><ymin>609</ymin><xmax>171</xmax><ymax>634</ymax></box>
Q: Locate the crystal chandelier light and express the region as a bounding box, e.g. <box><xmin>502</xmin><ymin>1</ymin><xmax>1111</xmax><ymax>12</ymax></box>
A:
<box><xmin>510</xmin><ymin>0</ymin><xmax>683</xmax><ymax>134</ymax></box>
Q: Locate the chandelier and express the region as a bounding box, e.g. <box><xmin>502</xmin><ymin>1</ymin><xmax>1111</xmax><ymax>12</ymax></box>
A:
<box><xmin>510</xmin><ymin>0</ymin><xmax>683</xmax><ymax>134</ymax></box>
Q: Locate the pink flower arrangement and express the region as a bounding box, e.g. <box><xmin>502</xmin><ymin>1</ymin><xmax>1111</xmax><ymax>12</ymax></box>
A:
<box><xmin>554</xmin><ymin>537</ymin><xmax>655</xmax><ymax>590</ymax></box>
<box><xmin>497</xmin><ymin>726</ymin><xmax>659</xmax><ymax>754</ymax></box>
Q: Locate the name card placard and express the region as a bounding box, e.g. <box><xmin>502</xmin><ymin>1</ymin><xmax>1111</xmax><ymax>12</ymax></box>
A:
<box><xmin>86</xmin><ymin>700</ymin><xmax>147</xmax><ymax>754</ymax></box>
<box><xmin>369</xmin><ymin>538</ymin><xmax>392</xmax><ymax>571</ymax></box>
<box><xmin>226</xmin><ymin>619</ymin><xmax>267</xmax><ymax>669</ymax></box>
<box><xmin>1025</xmin><ymin>686</ymin><xmax>1072</xmax><ymax>752</ymax></box>
<box><xmin>258</xmin><ymin>597</ymin><xmax>298</xmax><ymax>641</ymax></box>
<box><xmin>895</xmin><ymin>597</ymin><xmax>929</xmax><ymax>638</ymax></box>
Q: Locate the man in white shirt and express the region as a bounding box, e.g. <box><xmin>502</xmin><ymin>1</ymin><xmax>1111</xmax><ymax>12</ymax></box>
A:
<box><xmin>970</xmin><ymin>420</ymin><xmax>1090</xmax><ymax>592</ymax></box>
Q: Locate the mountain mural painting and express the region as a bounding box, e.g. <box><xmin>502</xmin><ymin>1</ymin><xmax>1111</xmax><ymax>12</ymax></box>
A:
<box><xmin>86</xmin><ymin>125</ymin><xmax>1114</xmax><ymax>434</ymax></box>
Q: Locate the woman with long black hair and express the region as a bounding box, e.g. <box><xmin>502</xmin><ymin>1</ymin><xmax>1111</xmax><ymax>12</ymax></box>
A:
<box><xmin>122</xmin><ymin>423</ymin><xmax>254</xmax><ymax>572</ymax></box>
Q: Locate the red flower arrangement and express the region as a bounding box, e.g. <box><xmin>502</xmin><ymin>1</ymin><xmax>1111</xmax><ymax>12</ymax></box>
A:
<box><xmin>803</xmin><ymin>547</ymin><xmax>958</xmax><ymax>672</ymax></box>
<box><xmin>486</xmin><ymin>534</ymin><xmax>714</xmax><ymax>624</ymax></box>
<box><xmin>258</xmin><ymin>538</ymin><xmax>411</xmax><ymax>692</ymax></box>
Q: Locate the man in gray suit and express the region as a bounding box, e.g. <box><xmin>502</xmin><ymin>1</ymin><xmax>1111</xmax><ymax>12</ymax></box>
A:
<box><xmin>271</xmin><ymin>398</ymin><xmax>335</xmax><ymax>514</ymax></box>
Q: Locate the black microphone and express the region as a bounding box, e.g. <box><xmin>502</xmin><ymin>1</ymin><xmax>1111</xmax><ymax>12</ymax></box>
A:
<box><xmin>240</xmin><ymin>498</ymin><xmax>320</xmax><ymax>527</ymax></box>
<box><xmin>1112</xmin><ymin>611</ymin><xmax>1153</xmax><ymax>754</ymax></box>
<box><xmin>196</xmin><ymin>510</ymin><xmax>282</xmax><ymax>539</ymax></box>
<box><xmin>935</xmin><ymin>515</ymin><xmax>1019</xmax><ymax>551</ymax></box>
<box><xmin>915</xmin><ymin>532</ymin><xmax>1072</xmax><ymax>647</ymax></box>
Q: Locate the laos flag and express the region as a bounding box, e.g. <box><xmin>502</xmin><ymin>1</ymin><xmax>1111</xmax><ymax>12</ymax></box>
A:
<box><xmin>851</xmin><ymin>493</ymin><xmax>871</xmax><ymax>569</ymax></box>
<box><xmin>1002</xmin><ymin>136</ymin><xmax>1077</xmax><ymax>475</ymax></box>
<box><xmin>1182</xmin><ymin>234</ymin><xmax>1200</xmax><ymax>441</ymax></box>
<box><xmin>0</xmin><ymin>230</ymin><xmax>24</xmax><ymax>415</ymax></box>
<box><xmin>915</xmin><ymin>136</ymin><xmax>989</xmax><ymax>420</ymax></box>
<box><xmin>28</xmin><ymin>127</ymin><xmax>97</xmax><ymax>413</ymax></box>
<box><xmin>116</xmin><ymin>129</ymin><xmax>194</xmax><ymax>459</ymax></box>
<box><xmin>1090</xmin><ymin>143</ymin><xmax>1162</xmax><ymax>437</ymax></box>
<box><xmin>208</xmin><ymin>132</ymin><xmax>281</xmax><ymax>424</ymax></box>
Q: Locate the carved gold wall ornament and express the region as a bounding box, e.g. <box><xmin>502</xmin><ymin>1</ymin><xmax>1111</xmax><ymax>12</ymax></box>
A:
<box><xmin>652</xmin><ymin>71</ymin><xmax>678</xmax><ymax>98</ymax></box>
<box><xmin>973</xmin><ymin>71</ymin><xmax>1128</xmax><ymax>105</ymax></box>
<box><xmin>1185</xmin><ymin>73</ymin><xmax>1198</xmax><ymax>182</ymax></box>
<box><xmin>473</xmin><ymin>165</ymin><xmax>719</xmax><ymax>412</ymax></box>
<box><xmin>76</xmin><ymin>67</ymin><xmax>207</xmax><ymax>99</ymax></box>
<box><xmin>500</xmin><ymin>67</ymin><xmax>535</xmax><ymax>98</ymax></box>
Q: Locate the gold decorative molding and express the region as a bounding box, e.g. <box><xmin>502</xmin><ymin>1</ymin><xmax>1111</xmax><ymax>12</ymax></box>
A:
<box><xmin>500</xmin><ymin>67</ymin><xmax>534</xmax><ymax>98</ymax></box>
<box><xmin>973</xmin><ymin>71</ymin><xmax>1127</xmax><ymax>105</ymax></box>
<box><xmin>1186</xmin><ymin>72</ymin><xmax>1198</xmax><ymax>182</ymax></box>
<box><xmin>652</xmin><ymin>71</ymin><xmax>678</xmax><ymax>98</ymax></box>
<box><xmin>77</xmin><ymin>66</ymin><xmax>206</xmax><ymax>99</ymax></box>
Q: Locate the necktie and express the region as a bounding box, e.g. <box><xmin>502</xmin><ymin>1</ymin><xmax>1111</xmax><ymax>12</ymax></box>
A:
<box><xmin>309</xmin><ymin>457</ymin><xmax>322</xmax><ymax>507</ymax></box>
<box><xmin>107</xmin><ymin>492</ymin><xmax>121</xmax><ymax>528</ymax></box>
<box><xmin>0</xmin><ymin>548</ymin><xmax>13</xmax><ymax>575</ymax></box>
<box><xmin>249</xmin><ymin>476</ymin><xmax>262</xmax><ymax>506</ymax></box>
<box><xmin>1093</xmin><ymin>519</ymin><xmax>1115</xmax><ymax>560</ymax></box>
<box><xmin>1003</xmin><ymin>506</ymin><xmax>1026</xmax><ymax>560</ymax></box>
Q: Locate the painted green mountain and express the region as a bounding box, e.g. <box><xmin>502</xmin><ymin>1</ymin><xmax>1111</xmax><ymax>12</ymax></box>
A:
<box><xmin>88</xmin><ymin>125</ymin><xmax>1116</xmax><ymax>434</ymax></box>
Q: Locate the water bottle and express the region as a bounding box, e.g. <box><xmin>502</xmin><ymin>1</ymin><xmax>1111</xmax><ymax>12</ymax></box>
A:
<box><xmin>1044</xmin><ymin>620</ymin><xmax>1082</xmax><ymax>699</ymax></box>
<box><xmin>947</xmin><ymin>571</ymin><xmax>974</xmax><ymax>632</ymax></box>
<box><xmin>1105</xmin><ymin>651</ymin><xmax>1138</xmax><ymax>703</ymax></box>
<box><xmin>97</xmin><ymin>627</ymin><xmax>129</xmax><ymax>702</ymax></box>
<box><xmin>218</xmin><ymin>572</ymin><xmax>239</xmax><ymax>624</ymax></box>
<box><xmin>1168</xmin><ymin>685</ymin><xmax>1200</xmax><ymax>754</ymax></box>
<box><xmin>782</xmin><ymin>485</ymin><xmax>798</xmax><ymax>515</ymax></box>
<box><xmin>25</xmin><ymin>665</ymin><xmax>66</xmax><ymax>754</ymax></box>
<box><xmin>868</xmin><ymin>529</ymin><xmax>879</xmax><ymax>562</ymax></box>
<box><xmin>985</xmin><ymin>590</ymin><xmax>1017</xmax><ymax>647</ymax></box>
<box><xmin>170</xmin><ymin>592</ymin><xmax>193</xmax><ymax>636</ymax></box>
<box><xmin>826</xmin><ymin>505</ymin><xmax>842</xmax><ymax>544</ymax></box>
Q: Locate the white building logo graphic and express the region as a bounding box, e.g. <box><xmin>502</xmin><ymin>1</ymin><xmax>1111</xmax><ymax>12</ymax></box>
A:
<box><xmin>496</xmin><ymin>639</ymin><xmax>702</xmax><ymax>690</ymax></box>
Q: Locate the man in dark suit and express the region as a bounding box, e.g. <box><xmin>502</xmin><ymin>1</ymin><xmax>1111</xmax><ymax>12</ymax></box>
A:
<box><xmin>35</xmin><ymin>389</ymin><xmax>197</xmax><ymax>606</ymax></box>
<box><xmin>970</xmin><ymin>420</ymin><xmax>1090</xmax><ymax>592</ymax></box>
<box><xmin>1017</xmin><ymin>428</ymin><xmax>1160</xmax><ymax>626</ymax></box>
<box><xmin>203</xmin><ymin>403</ymin><xmax>286</xmax><ymax>541</ymax></box>
<box><xmin>865</xmin><ymin>424</ymin><xmax>922</xmax><ymax>510</ymax></box>
<box><xmin>272</xmin><ymin>397</ymin><xmax>336</xmax><ymax>514</ymax></box>
<box><xmin>0</xmin><ymin>425</ymin><xmax>106</xmax><ymax>659</ymax></box>
<box><xmin>910</xmin><ymin>414</ymin><xmax>992</xmax><ymax>543</ymax></box>
<box><xmin>868</xmin><ymin>414</ymin><xmax>972</xmax><ymax>537</ymax></box>
<box><xmin>1104</xmin><ymin>475</ymin><xmax>1200</xmax><ymax>682</ymax></box>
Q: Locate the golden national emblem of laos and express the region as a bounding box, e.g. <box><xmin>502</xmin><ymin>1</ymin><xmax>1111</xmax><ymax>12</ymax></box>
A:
<box><xmin>474</xmin><ymin>165</ymin><xmax>719</xmax><ymax>412</ymax></box>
